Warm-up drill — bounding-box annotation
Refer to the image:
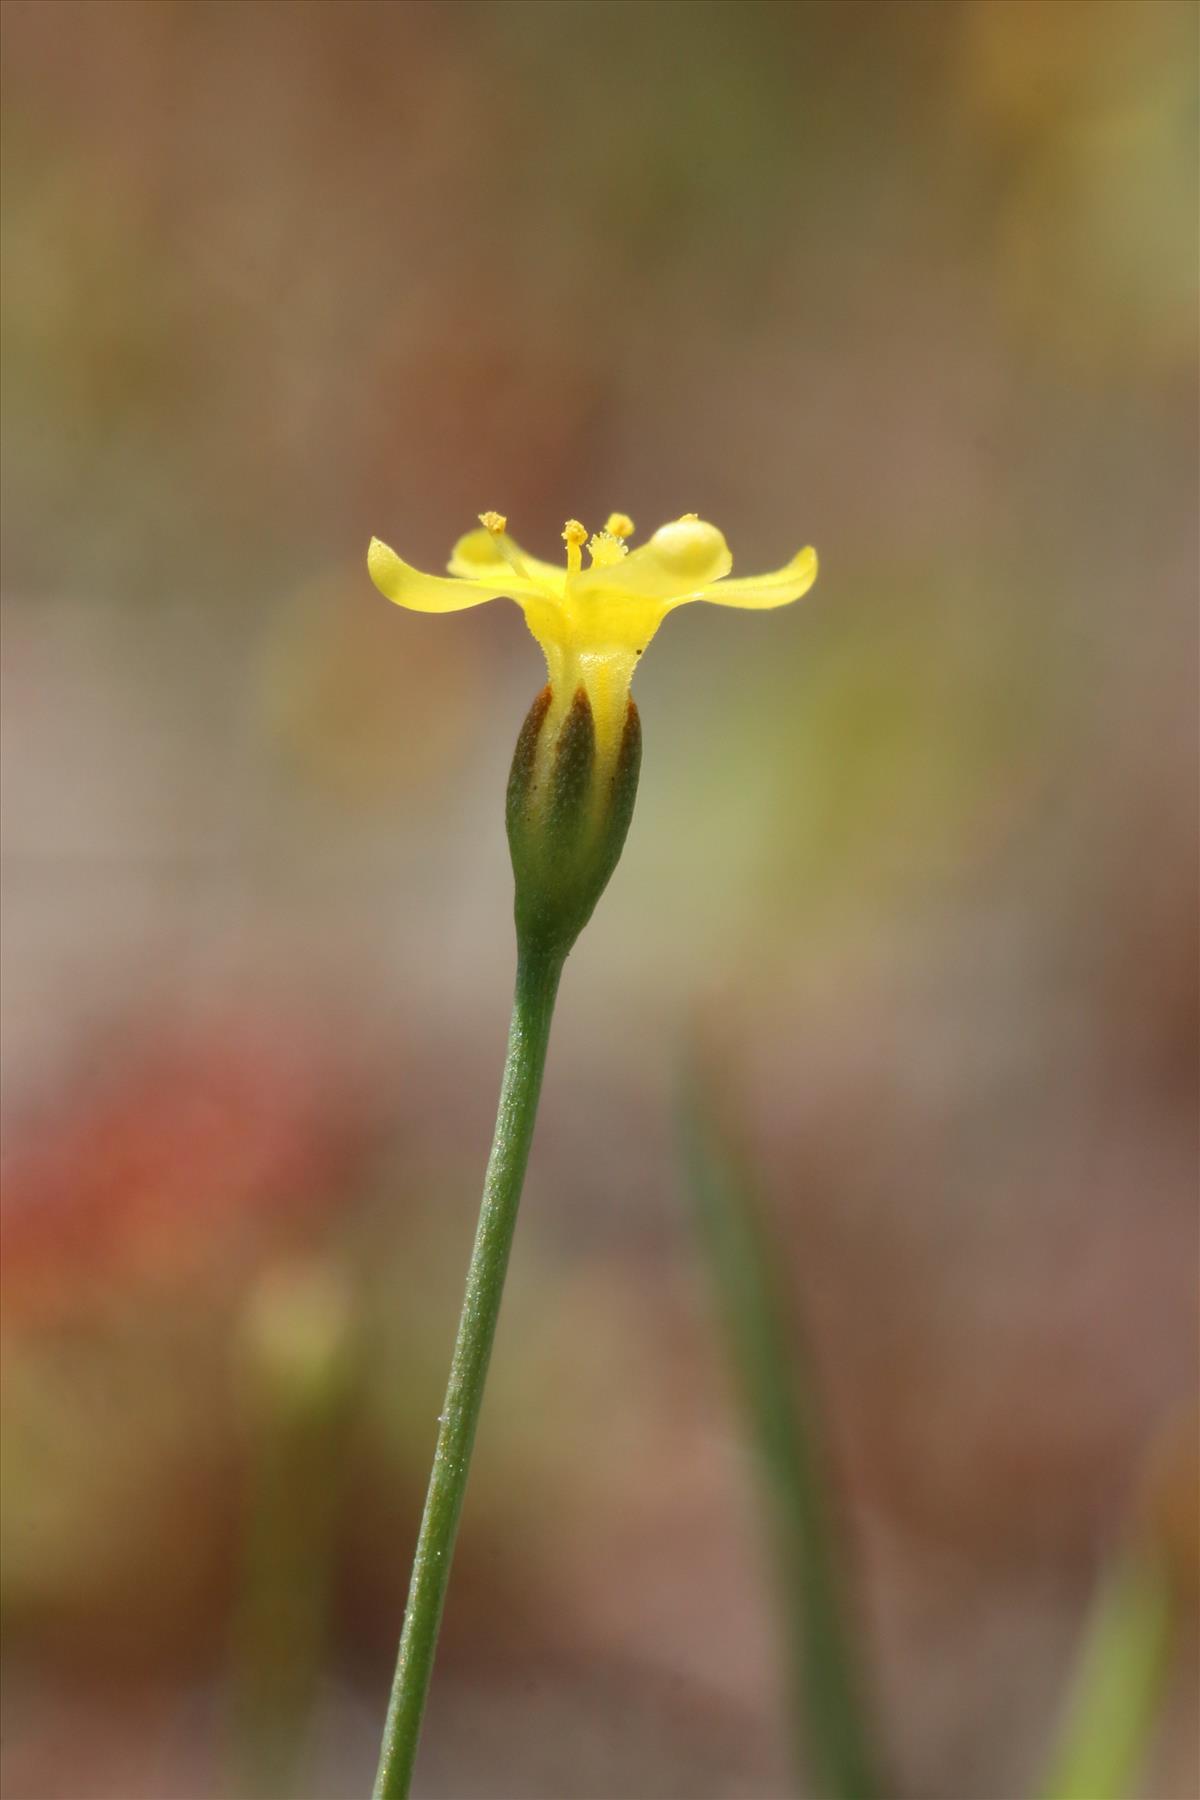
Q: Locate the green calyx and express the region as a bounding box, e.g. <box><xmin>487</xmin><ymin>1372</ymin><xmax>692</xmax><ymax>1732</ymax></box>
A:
<box><xmin>506</xmin><ymin>684</ymin><xmax>642</xmax><ymax>960</ymax></box>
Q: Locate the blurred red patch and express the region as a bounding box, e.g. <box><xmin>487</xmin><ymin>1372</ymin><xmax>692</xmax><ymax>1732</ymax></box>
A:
<box><xmin>2</xmin><ymin>1011</ymin><xmax>378</xmax><ymax>1328</ymax></box>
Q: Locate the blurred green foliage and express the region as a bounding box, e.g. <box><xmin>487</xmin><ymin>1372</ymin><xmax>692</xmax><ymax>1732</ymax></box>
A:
<box><xmin>682</xmin><ymin>1075</ymin><xmax>880</xmax><ymax>1800</ymax></box>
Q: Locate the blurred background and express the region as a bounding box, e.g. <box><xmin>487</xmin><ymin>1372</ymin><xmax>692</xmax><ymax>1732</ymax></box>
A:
<box><xmin>2</xmin><ymin>2</ymin><xmax>1197</xmax><ymax>1797</ymax></box>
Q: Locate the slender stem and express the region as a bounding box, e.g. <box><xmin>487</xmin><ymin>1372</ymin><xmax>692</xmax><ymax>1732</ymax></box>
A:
<box><xmin>373</xmin><ymin>945</ymin><xmax>565</xmax><ymax>1800</ymax></box>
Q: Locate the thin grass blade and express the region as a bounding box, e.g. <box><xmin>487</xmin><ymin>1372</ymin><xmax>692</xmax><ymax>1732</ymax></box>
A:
<box><xmin>680</xmin><ymin>1077</ymin><xmax>881</xmax><ymax>1800</ymax></box>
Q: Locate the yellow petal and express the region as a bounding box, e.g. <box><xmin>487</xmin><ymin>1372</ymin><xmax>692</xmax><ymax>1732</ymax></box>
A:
<box><xmin>447</xmin><ymin>528</ymin><xmax>563</xmax><ymax>597</ymax></box>
<box><xmin>368</xmin><ymin>537</ymin><xmax>511</xmax><ymax>613</ymax></box>
<box><xmin>690</xmin><ymin>546</ymin><xmax>818</xmax><ymax>610</ymax></box>
<box><xmin>572</xmin><ymin>517</ymin><xmax>732</xmax><ymax>604</ymax></box>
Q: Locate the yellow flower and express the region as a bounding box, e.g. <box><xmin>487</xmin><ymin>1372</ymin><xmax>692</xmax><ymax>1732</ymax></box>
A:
<box><xmin>369</xmin><ymin>511</ymin><xmax>817</xmax><ymax>955</ymax></box>
<box><xmin>367</xmin><ymin>512</ymin><xmax>817</xmax><ymax>772</ymax></box>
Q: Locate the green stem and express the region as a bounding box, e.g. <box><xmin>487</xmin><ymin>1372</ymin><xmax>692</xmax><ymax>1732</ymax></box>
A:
<box><xmin>373</xmin><ymin>945</ymin><xmax>565</xmax><ymax>1800</ymax></box>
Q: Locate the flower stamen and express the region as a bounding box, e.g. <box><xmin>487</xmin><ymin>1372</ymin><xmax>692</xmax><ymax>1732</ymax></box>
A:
<box><xmin>587</xmin><ymin>530</ymin><xmax>629</xmax><ymax>569</ymax></box>
<box><xmin>479</xmin><ymin>510</ymin><xmax>542</xmax><ymax>586</ymax></box>
<box><xmin>604</xmin><ymin>513</ymin><xmax>635</xmax><ymax>540</ymax></box>
<box><xmin>562</xmin><ymin>519</ymin><xmax>588</xmax><ymax>576</ymax></box>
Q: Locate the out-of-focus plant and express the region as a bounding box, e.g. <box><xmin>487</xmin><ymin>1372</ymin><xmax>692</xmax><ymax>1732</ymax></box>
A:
<box><xmin>1037</xmin><ymin>1549</ymin><xmax>1174</xmax><ymax>1800</ymax></box>
<box><xmin>1038</xmin><ymin>1417</ymin><xmax>1198</xmax><ymax>1800</ymax></box>
<box><xmin>365</xmin><ymin>508</ymin><xmax>817</xmax><ymax>1798</ymax></box>
<box><xmin>681</xmin><ymin>1072</ymin><xmax>881</xmax><ymax>1800</ymax></box>
<box><xmin>226</xmin><ymin>1262</ymin><xmax>357</xmax><ymax>1800</ymax></box>
<box><xmin>681</xmin><ymin>1079</ymin><xmax>1195</xmax><ymax>1800</ymax></box>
